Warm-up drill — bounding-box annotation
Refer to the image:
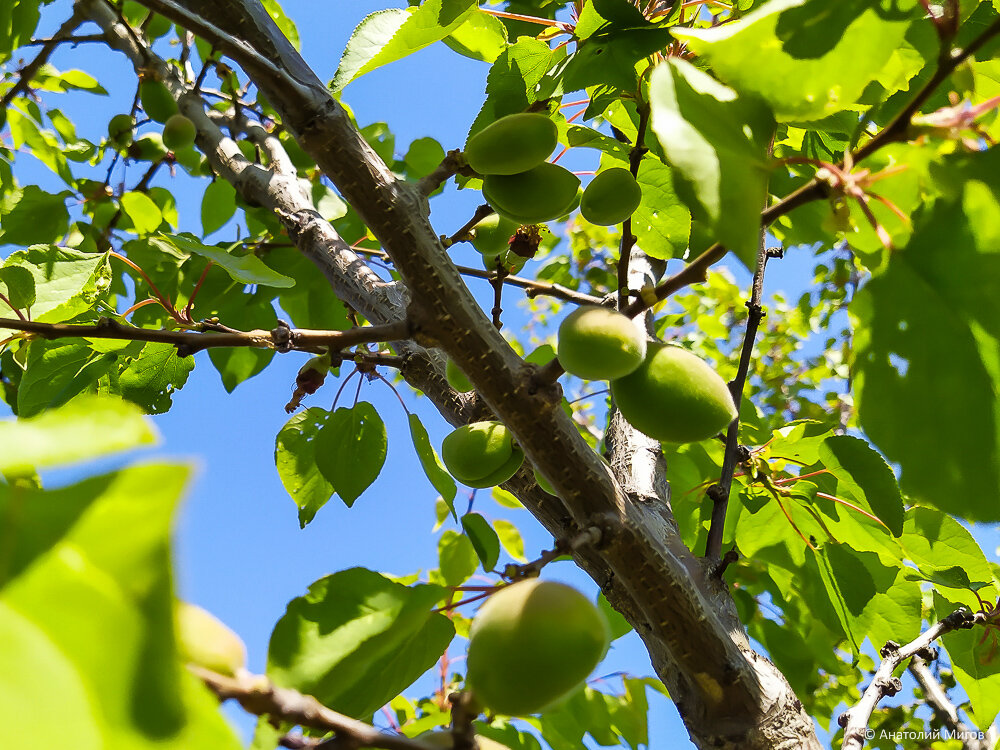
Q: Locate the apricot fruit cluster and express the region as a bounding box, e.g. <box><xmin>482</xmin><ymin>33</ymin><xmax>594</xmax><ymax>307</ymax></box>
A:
<box><xmin>465</xmin><ymin>112</ymin><xmax>579</xmax><ymax>225</ymax></box>
<box><xmin>441</xmin><ymin>421</ymin><xmax>524</xmax><ymax>488</ymax></box>
<box><xmin>470</xmin><ymin>213</ymin><xmax>525</xmax><ymax>274</ymax></box>
<box><xmin>610</xmin><ymin>343</ymin><xmax>738</xmax><ymax>443</ymax></box>
<box><xmin>465</xmin><ymin>579</ymin><xmax>609</xmax><ymax>716</ymax></box>
<box><xmin>557</xmin><ymin>306</ymin><xmax>646</xmax><ymax>380</ymax></box>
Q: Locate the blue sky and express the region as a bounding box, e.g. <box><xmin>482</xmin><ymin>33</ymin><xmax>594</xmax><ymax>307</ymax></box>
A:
<box><xmin>6</xmin><ymin>1</ymin><xmax>999</xmax><ymax>747</ymax></box>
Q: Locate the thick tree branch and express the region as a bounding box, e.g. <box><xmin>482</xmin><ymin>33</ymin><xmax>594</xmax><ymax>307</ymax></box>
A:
<box><xmin>839</xmin><ymin>608</ymin><xmax>984</xmax><ymax>750</ymax></box>
<box><xmin>93</xmin><ymin>2</ymin><xmax>824</xmax><ymax>746</ymax></box>
<box><xmin>192</xmin><ymin>667</ymin><xmax>436</xmax><ymax>750</ymax></box>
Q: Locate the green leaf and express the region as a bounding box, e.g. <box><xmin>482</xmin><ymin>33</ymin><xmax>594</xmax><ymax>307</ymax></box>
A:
<box><xmin>120</xmin><ymin>191</ymin><xmax>163</xmax><ymax>235</ymax></box>
<box><xmin>899</xmin><ymin>507</ymin><xmax>997</xmax><ymax>591</ymax></box>
<box><xmin>0</xmin><ymin>395</ymin><xmax>157</xmax><ymax>476</ymax></box>
<box><xmin>443</xmin><ymin>11</ymin><xmax>508</xmax><ymax>63</ymax></box>
<box><xmin>314</xmin><ymin>402</ymin><xmax>387</xmax><ymax>507</ymax></box>
<box><xmin>673</xmin><ymin>0</ymin><xmax>914</xmax><ymax>121</ymax></box>
<box><xmin>648</xmin><ymin>59</ymin><xmax>774</xmax><ymax>265</ymax></box>
<box><xmin>3</xmin><ymin>246</ymin><xmax>110</xmax><ymax>323</ymax></box>
<box><xmin>0</xmin><ymin>265</ymin><xmax>36</xmax><ymax>310</ymax></box>
<box><xmin>154</xmin><ymin>234</ymin><xmax>295</xmax><ymax>288</ymax></box>
<box><xmin>205</xmin><ymin>291</ymin><xmax>278</xmax><ymax>392</ymax></box>
<box><xmin>493</xmin><ymin>519</ymin><xmax>526</xmax><ymax>562</ymax></box>
<box><xmin>0</xmin><ymin>462</ymin><xmax>240</xmax><ymax>749</ymax></box>
<box><xmin>0</xmin><ymin>0</ymin><xmax>41</xmax><ymax>64</ymax></box>
<box><xmin>261</xmin><ymin>0</ymin><xmax>300</xmax><ymax>49</ymax></box>
<box><xmin>118</xmin><ymin>342</ymin><xmax>195</xmax><ymax>414</ymax></box>
<box><xmin>817</xmin><ymin>435</ymin><xmax>904</xmax><ymax>537</ymax></box>
<box><xmin>0</xmin><ymin>185</ymin><xmax>70</xmax><ymax>246</ymax></box>
<box><xmin>404</xmin><ymin>137</ymin><xmax>447</xmax><ymax>180</ymax></box>
<box><xmin>332</xmin><ymin>0</ymin><xmax>477</xmax><ymax>91</ymax></box>
<box><xmin>408</xmin><ymin>413</ymin><xmax>457</xmax><ymax>515</ymax></box>
<box><xmin>461</xmin><ymin>512</ymin><xmax>500</xmax><ymax>571</ymax></box>
<box><xmin>469</xmin><ymin>37</ymin><xmax>553</xmax><ymax>139</ymax></box>
<box><xmin>629</xmin><ymin>157</ymin><xmax>691</xmax><ymax>260</ymax></box>
<box><xmin>598</xmin><ymin>592</ymin><xmax>633</xmax><ymax>641</ymax></box>
<box><xmin>275</xmin><ymin>408</ymin><xmax>335</xmax><ymax>527</ymax></box>
<box><xmin>200</xmin><ymin>179</ymin><xmax>237</xmax><ymax>237</ymax></box>
<box><xmin>267</xmin><ymin>567</ymin><xmax>454</xmax><ymax>719</ymax></box>
<box><xmin>851</xmin><ymin>165</ymin><xmax>1000</xmax><ymax>522</ymax></box>
<box><xmin>438</xmin><ymin>529</ymin><xmax>479</xmax><ymax>586</ymax></box>
<box><xmin>17</xmin><ymin>339</ymin><xmax>118</xmax><ymax>418</ymax></box>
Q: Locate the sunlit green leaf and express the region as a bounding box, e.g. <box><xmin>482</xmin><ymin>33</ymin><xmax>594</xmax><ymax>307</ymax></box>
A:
<box><xmin>275</xmin><ymin>407</ymin><xmax>335</xmax><ymax>527</ymax></box>
<box><xmin>314</xmin><ymin>402</ymin><xmax>387</xmax><ymax>507</ymax></box>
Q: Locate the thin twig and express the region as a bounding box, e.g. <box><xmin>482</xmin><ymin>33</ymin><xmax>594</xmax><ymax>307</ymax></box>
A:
<box><xmin>417</xmin><ymin>150</ymin><xmax>466</xmax><ymax>196</ymax></box>
<box><xmin>502</xmin><ymin>526</ymin><xmax>602</xmax><ymax>581</ymax></box>
<box><xmin>618</xmin><ymin>104</ymin><xmax>650</xmax><ymax>311</ymax></box>
<box><xmin>445</xmin><ymin>204</ymin><xmax>495</xmax><ymax>247</ymax></box>
<box><xmin>839</xmin><ymin>608</ymin><xmax>983</xmax><ymax>750</ymax></box>
<box><xmin>908</xmin><ymin>654</ymin><xmax>997</xmax><ymax>750</ymax></box>
<box><xmin>192</xmin><ymin>667</ymin><xmax>436</xmax><ymax>750</ymax></box>
<box><xmin>704</xmin><ymin>226</ymin><xmax>778</xmax><ymax>559</ymax></box>
<box><xmin>490</xmin><ymin>256</ymin><xmax>506</xmax><ymax>330</ymax></box>
<box><xmin>0</xmin><ymin>317</ymin><xmax>412</xmax><ymax>356</ymax></box>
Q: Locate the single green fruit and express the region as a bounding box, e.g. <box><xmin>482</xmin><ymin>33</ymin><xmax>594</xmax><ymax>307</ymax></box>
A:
<box><xmin>610</xmin><ymin>343</ymin><xmax>738</xmax><ymax>443</ymax></box>
<box><xmin>557</xmin><ymin>306</ymin><xmax>646</xmax><ymax>380</ymax></box>
<box><xmin>176</xmin><ymin>602</ymin><xmax>246</xmax><ymax>676</ymax></box>
<box><xmin>480</xmin><ymin>248</ymin><xmax>527</xmax><ymax>275</ymax></box>
<box><xmin>139</xmin><ymin>79</ymin><xmax>178</xmax><ymax>123</ymax></box>
<box><xmin>446</xmin><ymin>359</ymin><xmax>474</xmax><ymax>393</ymax></box>
<box><xmin>466</xmin><ymin>580</ymin><xmax>609</xmax><ymax>716</ymax></box>
<box><xmin>470</xmin><ymin>213</ymin><xmax>519</xmax><ymax>256</ymax></box>
<box><xmin>421</xmin><ymin>732</ymin><xmax>510</xmax><ymax>750</ymax></box>
<box><xmin>162</xmin><ymin>113</ymin><xmax>196</xmax><ymax>150</ymax></box>
<box><xmin>108</xmin><ymin>114</ymin><xmax>135</xmax><ymax>148</ymax></box>
<box><xmin>465</xmin><ymin>113</ymin><xmax>558</xmax><ymax>176</ymax></box>
<box><xmin>580</xmin><ymin>167</ymin><xmax>642</xmax><ymax>226</ymax></box>
<box><xmin>442</xmin><ymin>421</ymin><xmax>524</xmax><ymax>488</ymax></box>
<box><xmin>129</xmin><ymin>132</ymin><xmax>167</xmax><ymax>161</ymax></box>
<box><xmin>483</xmin><ymin>163</ymin><xmax>580</xmax><ymax>225</ymax></box>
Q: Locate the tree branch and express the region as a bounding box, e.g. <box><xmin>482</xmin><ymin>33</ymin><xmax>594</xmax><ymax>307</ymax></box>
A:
<box><xmin>0</xmin><ymin>317</ymin><xmax>410</xmax><ymax>356</ymax></box>
<box><xmin>839</xmin><ymin>608</ymin><xmax>984</xmax><ymax>750</ymax></box>
<box><xmin>908</xmin><ymin>654</ymin><xmax>997</xmax><ymax>750</ymax></box>
<box><xmin>192</xmin><ymin>667</ymin><xmax>436</xmax><ymax>750</ymax></box>
<box><xmin>617</xmin><ymin>103</ymin><xmax>649</xmax><ymax>311</ymax></box>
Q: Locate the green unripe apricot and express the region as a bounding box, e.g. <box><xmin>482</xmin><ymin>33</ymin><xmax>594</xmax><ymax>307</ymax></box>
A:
<box><xmin>176</xmin><ymin>602</ymin><xmax>246</xmax><ymax>676</ymax></box>
<box><xmin>465</xmin><ymin>113</ymin><xmax>558</xmax><ymax>176</ymax></box>
<box><xmin>483</xmin><ymin>163</ymin><xmax>580</xmax><ymax>225</ymax></box>
<box><xmin>441</xmin><ymin>421</ymin><xmax>524</xmax><ymax>488</ymax></box>
<box><xmin>610</xmin><ymin>343</ymin><xmax>738</xmax><ymax>443</ymax></box>
<box><xmin>446</xmin><ymin>359</ymin><xmax>474</xmax><ymax>393</ymax></box>
<box><xmin>580</xmin><ymin>167</ymin><xmax>643</xmax><ymax>226</ymax></box>
<box><xmin>129</xmin><ymin>133</ymin><xmax>167</xmax><ymax>161</ymax></box>
<box><xmin>162</xmin><ymin>113</ymin><xmax>196</xmax><ymax>150</ymax></box>
<box><xmin>470</xmin><ymin>213</ymin><xmax>519</xmax><ymax>256</ymax></box>
<box><xmin>557</xmin><ymin>306</ymin><xmax>646</xmax><ymax>380</ymax></box>
<box><xmin>108</xmin><ymin>114</ymin><xmax>135</xmax><ymax>148</ymax></box>
<box><xmin>466</xmin><ymin>580</ymin><xmax>610</xmax><ymax>716</ymax></box>
<box><xmin>139</xmin><ymin>79</ymin><xmax>178</xmax><ymax>123</ymax></box>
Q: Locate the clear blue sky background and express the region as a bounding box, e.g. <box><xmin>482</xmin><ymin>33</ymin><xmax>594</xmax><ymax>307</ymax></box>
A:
<box><xmin>5</xmin><ymin>2</ymin><xmax>999</xmax><ymax>748</ymax></box>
